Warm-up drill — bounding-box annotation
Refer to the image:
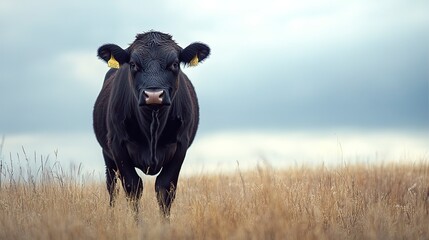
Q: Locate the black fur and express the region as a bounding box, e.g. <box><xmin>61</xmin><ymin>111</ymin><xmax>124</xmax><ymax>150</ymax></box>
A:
<box><xmin>93</xmin><ymin>31</ymin><xmax>210</xmax><ymax>218</ymax></box>
<box><xmin>180</xmin><ymin>42</ymin><xmax>211</xmax><ymax>65</ymax></box>
<box><xmin>97</xmin><ymin>44</ymin><xmax>130</xmax><ymax>64</ymax></box>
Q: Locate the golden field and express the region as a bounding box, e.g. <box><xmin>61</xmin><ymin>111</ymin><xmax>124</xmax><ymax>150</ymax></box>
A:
<box><xmin>0</xmin><ymin>156</ymin><xmax>428</xmax><ymax>240</ymax></box>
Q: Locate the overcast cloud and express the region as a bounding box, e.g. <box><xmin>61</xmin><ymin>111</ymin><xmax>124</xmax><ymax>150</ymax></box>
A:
<box><xmin>0</xmin><ymin>0</ymin><xmax>428</xmax><ymax>172</ymax></box>
<box><xmin>1</xmin><ymin>0</ymin><xmax>428</xmax><ymax>134</ymax></box>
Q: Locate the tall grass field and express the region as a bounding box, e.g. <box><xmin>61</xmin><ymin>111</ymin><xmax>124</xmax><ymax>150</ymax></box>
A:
<box><xmin>0</xmin><ymin>151</ymin><xmax>428</xmax><ymax>239</ymax></box>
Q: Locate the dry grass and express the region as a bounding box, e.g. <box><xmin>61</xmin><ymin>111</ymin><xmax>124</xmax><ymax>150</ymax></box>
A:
<box><xmin>0</xmin><ymin>153</ymin><xmax>428</xmax><ymax>239</ymax></box>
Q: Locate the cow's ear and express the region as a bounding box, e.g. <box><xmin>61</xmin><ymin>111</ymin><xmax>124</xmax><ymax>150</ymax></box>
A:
<box><xmin>97</xmin><ymin>44</ymin><xmax>130</xmax><ymax>69</ymax></box>
<box><xmin>180</xmin><ymin>42</ymin><xmax>210</xmax><ymax>67</ymax></box>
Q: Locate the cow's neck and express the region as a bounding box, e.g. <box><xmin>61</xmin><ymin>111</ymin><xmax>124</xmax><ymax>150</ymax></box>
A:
<box><xmin>135</xmin><ymin>107</ymin><xmax>170</xmax><ymax>165</ymax></box>
<box><xmin>148</xmin><ymin>110</ymin><xmax>161</xmax><ymax>160</ymax></box>
<box><xmin>137</xmin><ymin>107</ymin><xmax>169</xmax><ymax>138</ymax></box>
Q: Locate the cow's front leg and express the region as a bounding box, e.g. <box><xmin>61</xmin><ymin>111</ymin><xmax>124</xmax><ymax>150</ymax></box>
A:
<box><xmin>111</xmin><ymin>142</ymin><xmax>143</xmax><ymax>214</ymax></box>
<box><xmin>103</xmin><ymin>150</ymin><xmax>119</xmax><ymax>207</ymax></box>
<box><xmin>119</xmin><ymin>165</ymin><xmax>143</xmax><ymax>214</ymax></box>
<box><xmin>155</xmin><ymin>149</ymin><xmax>185</xmax><ymax>219</ymax></box>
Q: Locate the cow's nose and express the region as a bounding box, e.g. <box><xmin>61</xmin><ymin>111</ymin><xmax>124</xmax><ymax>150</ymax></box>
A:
<box><xmin>144</xmin><ymin>90</ymin><xmax>164</xmax><ymax>105</ymax></box>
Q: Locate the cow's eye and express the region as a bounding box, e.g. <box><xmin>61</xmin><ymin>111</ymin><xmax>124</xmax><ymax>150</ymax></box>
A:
<box><xmin>130</xmin><ymin>61</ymin><xmax>139</xmax><ymax>71</ymax></box>
<box><xmin>169</xmin><ymin>61</ymin><xmax>179</xmax><ymax>72</ymax></box>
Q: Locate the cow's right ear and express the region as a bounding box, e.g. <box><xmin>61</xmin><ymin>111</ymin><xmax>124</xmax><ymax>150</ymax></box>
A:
<box><xmin>97</xmin><ymin>44</ymin><xmax>130</xmax><ymax>69</ymax></box>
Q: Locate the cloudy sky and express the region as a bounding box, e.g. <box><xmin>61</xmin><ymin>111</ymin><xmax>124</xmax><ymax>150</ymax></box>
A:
<box><xmin>1</xmin><ymin>0</ymin><xmax>428</xmax><ymax>174</ymax></box>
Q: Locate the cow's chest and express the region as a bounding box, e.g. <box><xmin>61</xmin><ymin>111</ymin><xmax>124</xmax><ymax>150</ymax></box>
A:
<box><xmin>125</xmin><ymin>140</ymin><xmax>177</xmax><ymax>174</ymax></box>
<box><xmin>123</xmin><ymin>116</ymin><xmax>181</xmax><ymax>174</ymax></box>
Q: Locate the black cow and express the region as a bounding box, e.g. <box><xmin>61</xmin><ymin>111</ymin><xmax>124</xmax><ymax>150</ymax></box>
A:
<box><xmin>93</xmin><ymin>31</ymin><xmax>210</xmax><ymax>217</ymax></box>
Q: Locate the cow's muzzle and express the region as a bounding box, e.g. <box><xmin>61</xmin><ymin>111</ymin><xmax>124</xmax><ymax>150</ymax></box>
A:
<box><xmin>139</xmin><ymin>89</ymin><xmax>171</xmax><ymax>106</ymax></box>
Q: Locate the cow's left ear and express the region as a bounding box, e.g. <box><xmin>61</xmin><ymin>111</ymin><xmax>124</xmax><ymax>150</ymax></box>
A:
<box><xmin>180</xmin><ymin>42</ymin><xmax>210</xmax><ymax>67</ymax></box>
<box><xmin>97</xmin><ymin>44</ymin><xmax>130</xmax><ymax>69</ymax></box>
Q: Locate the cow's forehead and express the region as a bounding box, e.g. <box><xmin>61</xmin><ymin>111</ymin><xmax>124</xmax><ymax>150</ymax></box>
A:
<box><xmin>128</xmin><ymin>31</ymin><xmax>181</xmax><ymax>64</ymax></box>
<box><xmin>131</xmin><ymin>31</ymin><xmax>180</xmax><ymax>50</ymax></box>
<box><xmin>136</xmin><ymin>31</ymin><xmax>173</xmax><ymax>43</ymax></box>
<box><xmin>130</xmin><ymin>45</ymin><xmax>179</xmax><ymax>63</ymax></box>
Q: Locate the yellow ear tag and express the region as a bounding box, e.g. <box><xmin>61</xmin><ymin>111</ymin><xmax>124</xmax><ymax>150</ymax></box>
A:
<box><xmin>189</xmin><ymin>55</ymin><xmax>199</xmax><ymax>67</ymax></box>
<box><xmin>107</xmin><ymin>55</ymin><xmax>120</xmax><ymax>69</ymax></box>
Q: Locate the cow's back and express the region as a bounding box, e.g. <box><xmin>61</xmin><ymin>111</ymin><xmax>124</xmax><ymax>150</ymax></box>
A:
<box><xmin>93</xmin><ymin>71</ymin><xmax>116</xmax><ymax>150</ymax></box>
<box><xmin>174</xmin><ymin>72</ymin><xmax>200</xmax><ymax>147</ymax></box>
<box><xmin>183</xmin><ymin>74</ymin><xmax>199</xmax><ymax>146</ymax></box>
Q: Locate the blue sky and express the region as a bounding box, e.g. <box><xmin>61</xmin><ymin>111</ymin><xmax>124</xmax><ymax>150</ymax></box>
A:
<box><xmin>0</xmin><ymin>0</ymin><xmax>428</xmax><ymax>173</ymax></box>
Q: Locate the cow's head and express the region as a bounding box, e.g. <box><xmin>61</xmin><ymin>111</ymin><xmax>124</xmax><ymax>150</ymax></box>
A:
<box><xmin>97</xmin><ymin>31</ymin><xmax>210</xmax><ymax>109</ymax></box>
